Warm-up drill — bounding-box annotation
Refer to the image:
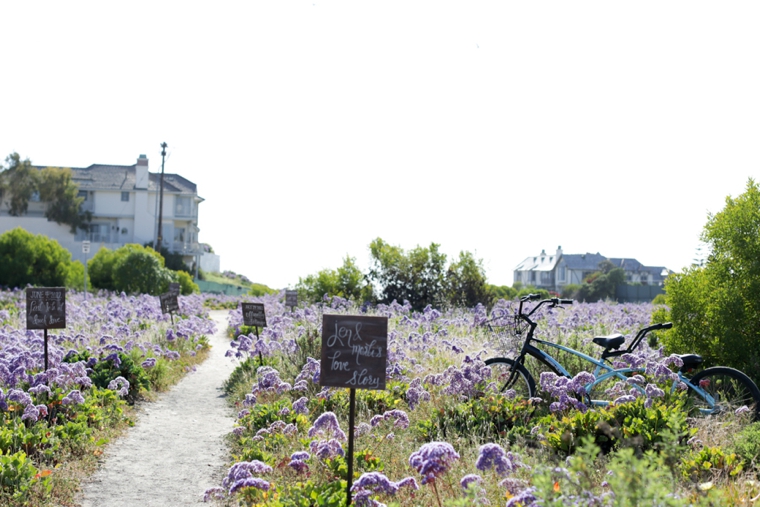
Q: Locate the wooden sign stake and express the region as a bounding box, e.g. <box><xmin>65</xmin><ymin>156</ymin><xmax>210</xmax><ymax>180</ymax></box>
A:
<box><xmin>346</xmin><ymin>388</ymin><xmax>356</xmax><ymax>506</ymax></box>
<box><xmin>319</xmin><ymin>315</ymin><xmax>388</xmax><ymax>507</ymax></box>
<box><xmin>44</xmin><ymin>329</ymin><xmax>49</xmax><ymax>371</ymax></box>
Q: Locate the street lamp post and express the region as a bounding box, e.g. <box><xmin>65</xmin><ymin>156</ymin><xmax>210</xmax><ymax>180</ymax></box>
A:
<box><xmin>156</xmin><ymin>142</ymin><xmax>167</xmax><ymax>253</ymax></box>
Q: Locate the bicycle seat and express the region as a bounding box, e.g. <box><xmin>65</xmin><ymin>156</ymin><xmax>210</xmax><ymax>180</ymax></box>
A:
<box><xmin>592</xmin><ymin>334</ymin><xmax>625</xmax><ymax>350</ymax></box>
<box><xmin>678</xmin><ymin>354</ymin><xmax>703</xmax><ymax>372</ymax></box>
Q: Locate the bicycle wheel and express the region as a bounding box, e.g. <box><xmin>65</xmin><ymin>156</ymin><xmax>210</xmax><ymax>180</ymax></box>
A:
<box><xmin>688</xmin><ymin>367</ymin><xmax>760</xmax><ymax>419</ymax></box>
<box><xmin>484</xmin><ymin>357</ymin><xmax>536</xmax><ymax>399</ymax></box>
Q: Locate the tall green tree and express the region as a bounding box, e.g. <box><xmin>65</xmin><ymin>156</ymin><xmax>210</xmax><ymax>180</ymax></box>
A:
<box><xmin>38</xmin><ymin>166</ymin><xmax>87</xmax><ymax>232</ymax></box>
<box><xmin>657</xmin><ymin>179</ymin><xmax>760</xmax><ymax>382</ymax></box>
<box><xmin>0</xmin><ymin>153</ymin><xmax>39</xmax><ymax>216</ymax></box>
<box><xmin>296</xmin><ymin>256</ymin><xmax>372</xmax><ymax>303</ymax></box>
<box><xmin>446</xmin><ymin>251</ymin><xmax>490</xmax><ymax>307</ymax></box>
<box><xmin>0</xmin><ymin>153</ymin><xmax>88</xmax><ymax>231</ymax></box>
<box><xmin>368</xmin><ymin>238</ymin><xmax>447</xmax><ymax>311</ymax></box>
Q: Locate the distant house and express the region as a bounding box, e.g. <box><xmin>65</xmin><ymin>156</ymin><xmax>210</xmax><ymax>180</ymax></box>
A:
<box><xmin>0</xmin><ymin>154</ymin><xmax>204</xmax><ymax>269</ymax></box>
<box><xmin>514</xmin><ymin>246</ymin><xmax>670</xmax><ymax>295</ymax></box>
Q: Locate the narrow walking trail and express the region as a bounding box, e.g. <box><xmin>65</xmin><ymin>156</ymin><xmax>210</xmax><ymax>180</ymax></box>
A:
<box><xmin>79</xmin><ymin>310</ymin><xmax>236</xmax><ymax>506</ymax></box>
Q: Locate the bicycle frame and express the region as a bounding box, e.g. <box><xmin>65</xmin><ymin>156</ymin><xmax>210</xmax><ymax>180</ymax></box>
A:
<box><xmin>524</xmin><ymin>338</ymin><xmax>717</xmax><ymax>410</ymax></box>
<box><xmin>497</xmin><ymin>295</ymin><xmax>719</xmax><ymax>412</ymax></box>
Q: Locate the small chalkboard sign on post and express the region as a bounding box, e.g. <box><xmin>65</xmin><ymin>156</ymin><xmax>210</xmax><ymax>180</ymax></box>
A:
<box><xmin>285</xmin><ymin>290</ymin><xmax>298</xmax><ymax>311</ymax></box>
<box><xmin>160</xmin><ymin>292</ymin><xmax>179</xmax><ymax>324</ymax></box>
<box><xmin>241</xmin><ymin>302</ymin><xmax>267</xmax><ymax>364</ymax></box>
<box><xmin>26</xmin><ymin>287</ymin><xmax>66</xmax><ymax>371</ymax></box>
<box><xmin>320</xmin><ymin>314</ymin><xmax>388</xmax><ymax>505</ymax></box>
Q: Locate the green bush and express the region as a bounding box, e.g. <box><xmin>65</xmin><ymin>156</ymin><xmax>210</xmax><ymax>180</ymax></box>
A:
<box><xmin>89</xmin><ymin>244</ymin><xmax>175</xmax><ymax>295</ymax></box>
<box><xmin>0</xmin><ymin>228</ymin><xmax>79</xmax><ymax>288</ymax></box>
<box><xmin>172</xmin><ymin>269</ymin><xmax>199</xmax><ymax>295</ymax></box>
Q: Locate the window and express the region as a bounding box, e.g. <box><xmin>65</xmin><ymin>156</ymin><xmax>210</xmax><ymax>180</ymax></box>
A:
<box><xmin>558</xmin><ymin>266</ymin><xmax>566</xmax><ymax>282</ymax></box>
<box><xmin>78</xmin><ymin>190</ymin><xmax>88</xmax><ymax>201</ymax></box>
<box><xmin>30</xmin><ymin>191</ymin><xmax>40</xmax><ymax>202</ymax></box>
<box><xmin>175</xmin><ymin>196</ymin><xmax>192</xmax><ymax>216</ymax></box>
<box><xmin>174</xmin><ymin>227</ymin><xmax>186</xmax><ymax>243</ymax></box>
<box><xmin>121</xmin><ymin>191</ymin><xmax>129</xmax><ymax>202</ymax></box>
<box><xmin>75</xmin><ymin>224</ymin><xmax>111</xmax><ymax>243</ymax></box>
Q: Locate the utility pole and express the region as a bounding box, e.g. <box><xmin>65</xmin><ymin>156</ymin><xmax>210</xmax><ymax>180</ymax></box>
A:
<box><xmin>156</xmin><ymin>142</ymin><xmax>167</xmax><ymax>253</ymax></box>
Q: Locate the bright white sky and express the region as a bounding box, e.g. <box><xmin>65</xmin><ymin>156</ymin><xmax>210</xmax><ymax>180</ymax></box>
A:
<box><xmin>2</xmin><ymin>2</ymin><xmax>759</xmax><ymax>289</ymax></box>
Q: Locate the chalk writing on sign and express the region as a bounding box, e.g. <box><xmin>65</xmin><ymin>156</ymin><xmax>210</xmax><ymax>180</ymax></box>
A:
<box><xmin>320</xmin><ymin>315</ymin><xmax>388</xmax><ymax>391</ymax></box>
<box><xmin>285</xmin><ymin>290</ymin><xmax>298</xmax><ymax>307</ymax></box>
<box><xmin>241</xmin><ymin>303</ymin><xmax>267</xmax><ymax>327</ymax></box>
<box><xmin>160</xmin><ymin>293</ymin><xmax>179</xmax><ymax>314</ymax></box>
<box><xmin>26</xmin><ymin>287</ymin><xmax>66</xmax><ymax>330</ymax></box>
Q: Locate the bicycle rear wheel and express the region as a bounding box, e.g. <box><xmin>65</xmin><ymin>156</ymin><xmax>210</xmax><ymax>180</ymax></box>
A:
<box><xmin>688</xmin><ymin>367</ymin><xmax>760</xmax><ymax>419</ymax></box>
<box><xmin>484</xmin><ymin>357</ymin><xmax>536</xmax><ymax>399</ymax></box>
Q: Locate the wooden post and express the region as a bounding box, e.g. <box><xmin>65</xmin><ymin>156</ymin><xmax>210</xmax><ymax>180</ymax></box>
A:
<box><xmin>346</xmin><ymin>388</ymin><xmax>356</xmax><ymax>506</ymax></box>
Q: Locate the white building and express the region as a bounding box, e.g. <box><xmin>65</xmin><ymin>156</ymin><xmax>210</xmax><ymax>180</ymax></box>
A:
<box><xmin>0</xmin><ymin>154</ymin><xmax>204</xmax><ymax>268</ymax></box>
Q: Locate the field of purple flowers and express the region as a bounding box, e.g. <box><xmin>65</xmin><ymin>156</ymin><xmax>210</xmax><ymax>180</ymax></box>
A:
<box><xmin>0</xmin><ymin>289</ymin><xmax>215</xmax><ymax>506</ymax></box>
<box><xmin>209</xmin><ymin>294</ymin><xmax>760</xmax><ymax>506</ymax></box>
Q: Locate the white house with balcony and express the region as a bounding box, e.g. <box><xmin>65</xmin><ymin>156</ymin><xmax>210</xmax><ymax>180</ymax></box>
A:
<box><xmin>0</xmin><ymin>154</ymin><xmax>204</xmax><ymax>269</ymax></box>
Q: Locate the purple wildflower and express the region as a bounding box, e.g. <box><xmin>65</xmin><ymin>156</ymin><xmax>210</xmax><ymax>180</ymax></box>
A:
<box><xmin>308</xmin><ymin>412</ymin><xmax>347</xmax><ymax>441</ymax></box>
<box><xmin>203</xmin><ymin>487</ymin><xmax>226</xmax><ymax>502</ymax></box>
<box><xmin>107</xmin><ymin>376</ymin><xmax>130</xmax><ymax>397</ymax></box>
<box><xmin>292</xmin><ymin>396</ymin><xmax>309</xmax><ymax>415</ymax></box>
<box><xmin>228</xmin><ymin>477</ymin><xmax>270</xmax><ymax>495</ymax></box>
<box><xmin>460</xmin><ymin>474</ymin><xmax>483</xmax><ymax>490</ymax></box>
<box><xmin>475</xmin><ymin>443</ymin><xmax>522</xmax><ymax>476</ymax></box>
<box><xmin>351</xmin><ymin>472</ymin><xmax>399</xmax><ymax>495</ymax></box>
<box><xmin>62</xmin><ymin>390</ymin><xmax>85</xmax><ymax>405</ymax></box>
<box><xmin>409</xmin><ymin>441</ymin><xmax>460</xmax><ymax>484</ymax></box>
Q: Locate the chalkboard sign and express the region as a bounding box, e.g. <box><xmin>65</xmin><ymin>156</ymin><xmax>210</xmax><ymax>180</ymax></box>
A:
<box><xmin>241</xmin><ymin>303</ymin><xmax>267</xmax><ymax>327</ymax></box>
<box><xmin>160</xmin><ymin>293</ymin><xmax>179</xmax><ymax>314</ymax></box>
<box><xmin>320</xmin><ymin>315</ymin><xmax>387</xmax><ymax>390</ymax></box>
<box><xmin>285</xmin><ymin>290</ymin><xmax>298</xmax><ymax>308</ymax></box>
<box><xmin>168</xmin><ymin>283</ymin><xmax>180</xmax><ymax>296</ymax></box>
<box><xmin>26</xmin><ymin>288</ymin><xmax>66</xmax><ymax>330</ymax></box>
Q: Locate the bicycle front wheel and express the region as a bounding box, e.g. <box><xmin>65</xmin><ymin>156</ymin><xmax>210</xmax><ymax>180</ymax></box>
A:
<box><xmin>484</xmin><ymin>357</ymin><xmax>536</xmax><ymax>399</ymax></box>
<box><xmin>688</xmin><ymin>367</ymin><xmax>760</xmax><ymax>419</ymax></box>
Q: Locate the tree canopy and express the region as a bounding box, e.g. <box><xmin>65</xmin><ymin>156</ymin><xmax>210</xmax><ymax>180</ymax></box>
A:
<box><xmin>0</xmin><ymin>153</ymin><xmax>87</xmax><ymax>232</ymax></box>
<box><xmin>656</xmin><ymin>179</ymin><xmax>760</xmax><ymax>384</ymax></box>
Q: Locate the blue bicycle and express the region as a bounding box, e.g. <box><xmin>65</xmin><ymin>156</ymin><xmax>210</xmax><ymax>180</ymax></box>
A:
<box><xmin>483</xmin><ymin>294</ymin><xmax>760</xmax><ymax>417</ymax></box>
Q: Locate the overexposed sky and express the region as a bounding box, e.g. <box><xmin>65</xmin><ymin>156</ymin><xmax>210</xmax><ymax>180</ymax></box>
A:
<box><xmin>2</xmin><ymin>2</ymin><xmax>758</xmax><ymax>289</ymax></box>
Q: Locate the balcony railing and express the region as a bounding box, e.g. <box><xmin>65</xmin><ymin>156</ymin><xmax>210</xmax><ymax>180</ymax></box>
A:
<box><xmin>170</xmin><ymin>242</ymin><xmax>202</xmax><ymax>256</ymax></box>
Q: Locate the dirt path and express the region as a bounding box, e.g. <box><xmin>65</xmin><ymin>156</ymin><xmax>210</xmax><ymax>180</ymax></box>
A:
<box><xmin>78</xmin><ymin>310</ymin><xmax>236</xmax><ymax>506</ymax></box>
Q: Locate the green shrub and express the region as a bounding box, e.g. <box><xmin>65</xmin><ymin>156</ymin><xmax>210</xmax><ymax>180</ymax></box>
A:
<box><xmin>539</xmin><ymin>397</ymin><xmax>694</xmax><ymax>455</ymax></box>
<box><xmin>172</xmin><ymin>269</ymin><xmax>199</xmax><ymax>295</ymax></box>
<box><xmin>681</xmin><ymin>445</ymin><xmax>743</xmax><ymax>483</ymax></box>
<box><xmin>417</xmin><ymin>394</ymin><xmax>536</xmax><ymax>443</ymax></box>
<box><xmin>730</xmin><ymin>421</ymin><xmax>760</xmax><ymax>468</ymax></box>
<box><xmin>0</xmin><ymin>228</ymin><xmax>78</xmax><ymax>288</ymax></box>
<box><xmin>63</xmin><ymin>351</ymin><xmax>150</xmax><ymax>403</ymax></box>
<box><xmin>89</xmin><ymin>243</ymin><xmax>176</xmax><ymax>295</ymax></box>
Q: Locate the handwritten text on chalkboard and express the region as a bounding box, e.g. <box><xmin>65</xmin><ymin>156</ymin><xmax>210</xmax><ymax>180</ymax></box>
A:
<box><xmin>241</xmin><ymin>303</ymin><xmax>267</xmax><ymax>328</ymax></box>
<box><xmin>320</xmin><ymin>315</ymin><xmax>387</xmax><ymax>390</ymax></box>
<box><xmin>160</xmin><ymin>293</ymin><xmax>179</xmax><ymax>314</ymax></box>
<box><xmin>26</xmin><ymin>288</ymin><xmax>66</xmax><ymax>330</ymax></box>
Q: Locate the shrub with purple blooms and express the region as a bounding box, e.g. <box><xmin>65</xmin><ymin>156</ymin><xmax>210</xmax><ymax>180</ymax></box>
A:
<box><xmin>211</xmin><ymin>295</ymin><xmax>759</xmax><ymax>506</ymax></box>
<box><xmin>0</xmin><ymin>289</ymin><xmax>215</xmax><ymax>506</ymax></box>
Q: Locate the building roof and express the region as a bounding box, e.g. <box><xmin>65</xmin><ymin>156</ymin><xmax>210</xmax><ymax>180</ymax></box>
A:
<box><xmin>559</xmin><ymin>252</ymin><xmax>608</xmax><ymax>271</ymax></box>
<box><xmin>35</xmin><ymin>163</ymin><xmax>198</xmax><ymax>194</ymax></box>
<box><xmin>514</xmin><ymin>250</ymin><xmax>561</xmax><ymax>272</ymax></box>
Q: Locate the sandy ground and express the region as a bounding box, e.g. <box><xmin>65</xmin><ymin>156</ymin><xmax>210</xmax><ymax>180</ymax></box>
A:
<box><xmin>78</xmin><ymin>310</ymin><xmax>236</xmax><ymax>506</ymax></box>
